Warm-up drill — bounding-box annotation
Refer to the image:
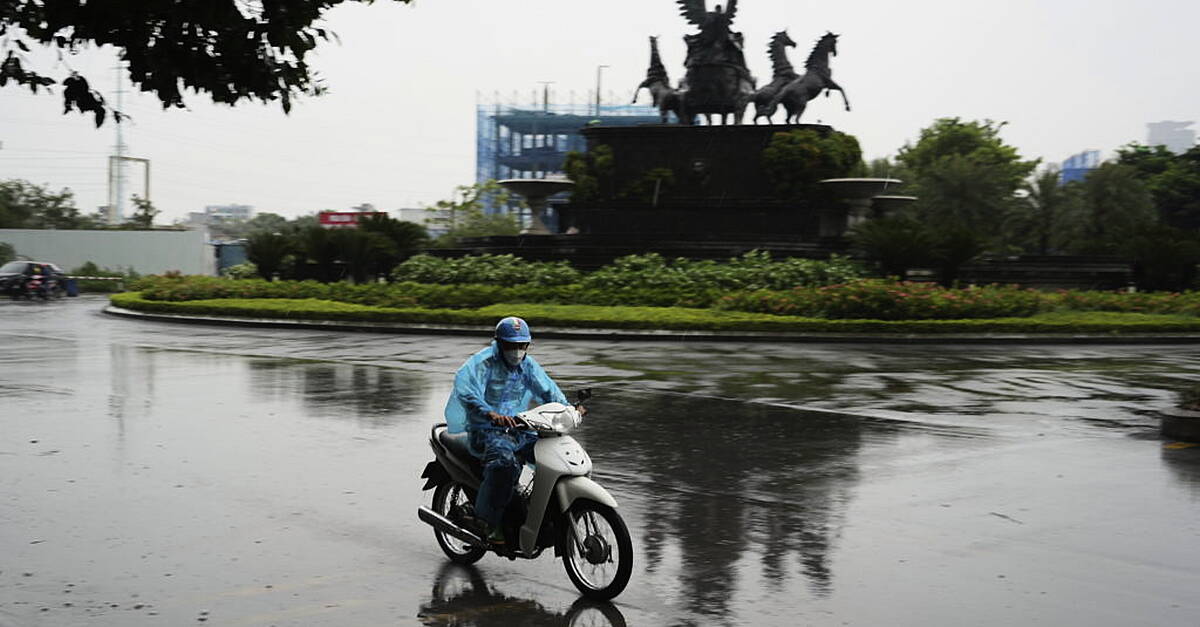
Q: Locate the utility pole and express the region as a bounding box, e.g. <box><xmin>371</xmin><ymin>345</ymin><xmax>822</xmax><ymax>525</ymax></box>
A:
<box><xmin>108</xmin><ymin>62</ymin><xmax>128</xmax><ymax>224</ymax></box>
<box><xmin>538</xmin><ymin>81</ymin><xmax>554</xmax><ymax>112</ymax></box>
<box><xmin>595</xmin><ymin>65</ymin><xmax>609</xmax><ymax>117</ymax></box>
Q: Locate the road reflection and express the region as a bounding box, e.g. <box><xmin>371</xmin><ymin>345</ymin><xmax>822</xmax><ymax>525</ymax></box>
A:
<box><xmin>578</xmin><ymin>389</ymin><xmax>894</xmax><ymax>619</ymax></box>
<box><xmin>246</xmin><ymin>359</ymin><xmax>430</xmax><ymax>427</ymax></box>
<box><xmin>1162</xmin><ymin>443</ymin><xmax>1200</xmax><ymax>494</ymax></box>
<box><xmin>418</xmin><ymin>562</ymin><xmax>627</xmax><ymax>627</ymax></box>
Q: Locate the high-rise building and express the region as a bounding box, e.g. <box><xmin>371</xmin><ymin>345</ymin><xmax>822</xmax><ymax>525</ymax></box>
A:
<box><xmin>1061</xmin><ymin>150</ymin><xmax>1101</xmax><ymax>184</ymax></box>
<box><xmin>1147</xmin><ymin>121</ymin><xmax>1195</xmax><ymax>154</ymax></box>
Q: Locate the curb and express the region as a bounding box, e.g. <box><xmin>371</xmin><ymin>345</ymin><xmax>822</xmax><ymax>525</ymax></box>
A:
<box><xmin>102</xmin><ymin>305</ymin><xmax>1200</xmax><ymax>345</ymax></box>
<box><xmin>1162</xmin><ymin>407</ymin><xmax>1200</xmax><ymax>443</ymax></box>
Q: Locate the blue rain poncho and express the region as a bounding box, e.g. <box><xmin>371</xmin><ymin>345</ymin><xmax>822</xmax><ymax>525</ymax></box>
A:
<box><xmin>444</xmin><ymin>341</ymin><xmax>569</xmax><ymax>439</ymax></box>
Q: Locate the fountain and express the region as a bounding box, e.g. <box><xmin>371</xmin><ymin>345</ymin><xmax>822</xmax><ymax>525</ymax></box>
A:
<box><xmin>498</xmin><ymin>178</ymin><xmax>575</xmax><ymax>235</ymax></box>
<box><xmin>818</xmin><ymin>178</ymin><xmax>903</xmax><ymax>237</ymax></box>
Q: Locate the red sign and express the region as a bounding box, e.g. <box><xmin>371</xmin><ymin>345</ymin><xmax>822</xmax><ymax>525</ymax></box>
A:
<box><xmin>318</xmin><ymin>211</ymin><xmax>386</xmax><ymax>228</ymax></box>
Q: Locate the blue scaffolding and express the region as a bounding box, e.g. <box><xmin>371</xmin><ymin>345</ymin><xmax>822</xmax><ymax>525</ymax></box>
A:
<box><xmin>476</xmin><ymin>102</ymin><xmax>660</xmax><ymax>193</ymax></box>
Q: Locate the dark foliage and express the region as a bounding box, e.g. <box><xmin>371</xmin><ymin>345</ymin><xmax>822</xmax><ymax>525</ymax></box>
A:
<box><xmin>1</xmin><ymin>0</ymin><xmax>412</xmax><ymax>125</ymax></box>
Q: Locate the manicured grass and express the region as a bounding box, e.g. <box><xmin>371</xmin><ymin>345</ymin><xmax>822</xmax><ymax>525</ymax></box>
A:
<box><xmin>110</xmin><ymin>292</ymin><xmax>1200</xmax><ymax>335</ymax></box>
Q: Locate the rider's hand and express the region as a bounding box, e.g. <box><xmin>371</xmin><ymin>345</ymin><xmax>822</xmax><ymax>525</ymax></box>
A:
<box><xmin>575</xmin><ymin>404</ymin><xmax>588</xmax><ymax>417</ymax></box>
<box><xmin>488</xmin><ymin>411</ymin><xmax>517</xmax><ymax>428</ymax></box>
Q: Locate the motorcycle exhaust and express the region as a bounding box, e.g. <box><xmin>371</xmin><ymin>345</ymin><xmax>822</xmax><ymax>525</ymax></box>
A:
<box><xmin>417</xmin><ymin>506</ymin><xmax>487</xmax><ymax>548</ymax></box>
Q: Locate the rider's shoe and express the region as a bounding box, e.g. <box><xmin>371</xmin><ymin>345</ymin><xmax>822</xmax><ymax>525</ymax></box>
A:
<box><xmin>486</xmin><ymin>525</ymin><xmax>506</xmax><ymax>546</ymax></box>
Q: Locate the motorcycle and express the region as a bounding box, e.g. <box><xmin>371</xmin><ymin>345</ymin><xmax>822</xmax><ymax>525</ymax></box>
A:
<box><xmin>20</xmin><ymin>272</ymin><xmax>62</xmax><ymax>300</ymax></box>
<box><xmin>417</xmin><ymin>389</ymin><xmax>633</xmax><ymax>601</ymax></box>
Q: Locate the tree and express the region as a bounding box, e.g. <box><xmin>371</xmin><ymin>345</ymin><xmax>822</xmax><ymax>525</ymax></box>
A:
<box><xmin>1122</xmin><ymin>225</ymin><xmax>1200</xmax><ymax>292</ymax></box>
<box><xmin>428</xmin><ymin>181</ymin><xmax>523</xmax><ymax>247</ymax></box>
<box><xmin>1076</xmin><ymin>163</ymin><xmax>1156</xmax><ymax>253</ymax></box>
<box><xmin>244</xmin><ymin>232</ymin><xmax>293</xmax><ymax>280</ymax></box>
<box><xmin>127</xmin><ymin>195</ymin><xmax>160</xmax><ymax>229</ymax></box>
<box><xmin>0</xmin><ymin>178</ymin><xmax>97</xmax><ymax>229</ymax></box>
<box><xmin>332</xmin><ymin>228</ymin><xmax>396</xmax><ymax>283</ymax></box>
<box><xmin>1005</xmin><ymin>167</ymin><xmax>1084</xmax><ymax>255</ymax></box>
<box><xmin>1117</xmin><ymin>143</ymin><xmax>1200</xmax><ymax>230</ymax></box>
<box><xmin>849</xmin><ymin>216</ymin><xmax>936</xmax><ymax>279</ymax></box>
<box><xmin>355</xmin><ymin>212</ymin><xmax>427</xmax><ymax>263</ymax></box>
<box><xmin>300</xmin><ymin>225</ymin><xmax>341</xmax><ymax>282</ymax></box>
<box><xmin>898</xmin><ymin>118</ymin><xmax>1038</xmax><ymax>191</ymax></box>
<box><xmin>0</xmin><ymin>0</ymin><xmax>412</xmax><ymax>126</ymax></box>
<box><xmin>762</xmin><ymin>129</ymin><xmax>863</xmax><ymax>200</ymax></box>
<box><xmin>205</xmin><ymin>211</ymin><xmax>290</xmax><ymax>240</ymax></box>
<box><xmin>908</xmin><ymin>154</ymin><xmax>1020</xmax><ymax>235</ymax></box>
<box><xmin>898</xmin><ymin>119</ymin><xmax>1038</xmax><ymax>238</ymax></box>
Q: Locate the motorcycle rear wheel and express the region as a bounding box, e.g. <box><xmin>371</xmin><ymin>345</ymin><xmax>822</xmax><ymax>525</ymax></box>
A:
<box><xmin>560</xmin><ymin>499</ymin><xmax>633</xmax><ymax>601</ymax></box>
<box><xmin>431</xmin><ymin>482</ymin><xmax>486</xmax><ymax>565</ymax></box>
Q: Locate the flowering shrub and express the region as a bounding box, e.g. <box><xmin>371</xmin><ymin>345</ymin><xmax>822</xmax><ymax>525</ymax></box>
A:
<box><xmin>580</xmin><ymin>251</ymin><xmax>867</xmax><ymax>292</ymax></box>
<box><xmin>130</xmin><ymin>274</ymin><xmax>1200</xmax><ymax>321</ymax></box>
<box><xmin>1049</xmin><ymin>289</ymin><xmax>1200</xmax><ymax>316</ymax></box>
<box><xmin>390</xmin><ymin>254</ymin><xmax>581</xmax><ymax>286</ymax></box>
<box><xmin>717</xmin><ymin>280</ymin><xmax>1046</xmax><ymax>320</ymax></box>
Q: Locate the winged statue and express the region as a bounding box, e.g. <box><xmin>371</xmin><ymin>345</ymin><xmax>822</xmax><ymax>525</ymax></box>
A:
<box><xmin>676</xmin><ymin>0</ymin><xmax>747</xmax><ymax>71</ymax></box>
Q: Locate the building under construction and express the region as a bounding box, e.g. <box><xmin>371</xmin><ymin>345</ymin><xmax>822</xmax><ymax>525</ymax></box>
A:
<box><xmin>475</xmin><ymin>102</ymin><xmax>660</xmax><ymax>186</ymax></box>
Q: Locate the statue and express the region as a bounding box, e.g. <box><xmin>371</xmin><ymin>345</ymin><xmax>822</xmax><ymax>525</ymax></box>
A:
<box><xmin>675</xmin><ymin>0</ymin><xmax>755</xmax><ymax>125</ymax></box>
<box><xmin>751</xmin><ymin>30</ymin><xmax>798</xmax><ymax>124</ymax></box>
<box><xmin>767</xmin><ymin>32</ymin><xmax>852</xmax><ymax>124</ymax></box>
<box><xmin>633</xmin><ymin>36</ymin><xmax>690</xmax><ymax>124</ymax></box>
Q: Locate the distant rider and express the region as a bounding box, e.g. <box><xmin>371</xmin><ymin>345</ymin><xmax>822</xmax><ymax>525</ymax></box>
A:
<box><xmin>443</xmin><ymin>316</ymin><xmax>578</xmax><ymax>545</ymax></box>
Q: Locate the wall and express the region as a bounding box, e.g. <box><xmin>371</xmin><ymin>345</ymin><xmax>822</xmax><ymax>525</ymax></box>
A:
<box><xmin>0</xmin><ymin>229</ymin><xmax>213</xmax><ymax>275</ymax></box>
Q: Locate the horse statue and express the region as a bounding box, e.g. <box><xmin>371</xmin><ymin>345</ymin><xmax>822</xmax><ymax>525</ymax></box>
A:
<box><xmin>675</xmin><ymin>0</ymin><xmax>755</xmax><ymax>125</ymax></box>
<box><xmin>633</xmin><ymin>36</ymin><xmax>689</xmax><ymax>124</ymax></box>
<box><xmin>751</xmin><ymin>30</ymin><xmax>798</xmax><ymax>124</ymax></box>
<box><xmin>768</xmin><ymin>32</ymin><xmax>851</xmax><ymax>124</ymax></box>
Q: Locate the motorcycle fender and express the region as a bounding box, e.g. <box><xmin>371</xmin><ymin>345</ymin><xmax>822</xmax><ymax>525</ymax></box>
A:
<box><xmin>554</xmin><ymin>476</ymin><xmax>618</xmax><ymax>512</ymax></box>
<box><xmin>420</xmin><ymin>460</ymin><xmax>449</xmax><ymax>491</ymax></box>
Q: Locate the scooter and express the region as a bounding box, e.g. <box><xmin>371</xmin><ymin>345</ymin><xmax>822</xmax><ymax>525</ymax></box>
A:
<box><xmin>21</xmin><ymin>272</ymin><xmax>62</xmax><ymax>300</ymax></box>
<box><xmin>417</xmin><ymin>390</ymin><xmax>633</xmax><ymax>601</ymax></box>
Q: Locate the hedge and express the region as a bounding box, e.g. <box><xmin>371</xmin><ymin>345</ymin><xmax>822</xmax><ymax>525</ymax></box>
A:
<box><xmin>109</xmin><ymin>293</ymin><xmax>1200</xmax><ymax>335</ymax></box>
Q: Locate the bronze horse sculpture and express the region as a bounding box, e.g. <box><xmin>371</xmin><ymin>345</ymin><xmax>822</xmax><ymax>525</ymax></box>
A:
<box><xmin>752</xmin><ymin>30</ymin><xmax>798</xmax><ymax>124</ymax></box>
<box><xmin>768</xmin><ymin>32</ymin><xmax>851</xmax><ymax>124</ymax></box>
<box><xmin>633</xmin><ymin>36</ymin><xmax>690</xmax><ymax>124</ymax></box>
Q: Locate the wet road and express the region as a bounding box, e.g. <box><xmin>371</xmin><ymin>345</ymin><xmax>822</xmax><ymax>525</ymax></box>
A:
<box><xmin>2</xmin><ymin>296</ymin><xmax>1199</xmax><ymax>626</ymax></box>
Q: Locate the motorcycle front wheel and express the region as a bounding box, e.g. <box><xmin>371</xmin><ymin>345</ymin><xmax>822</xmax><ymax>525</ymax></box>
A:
<box><xmin>560</xmin><ymin>500</ymin><xmax>633</xmax><ymax>601</ymax></box>
<box><xmin>431</xmin><ymin>482</ymin><xmax>486</xmax><ymax>565</ymax></box>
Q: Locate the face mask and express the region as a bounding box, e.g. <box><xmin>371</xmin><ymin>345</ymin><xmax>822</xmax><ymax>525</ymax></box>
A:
<box><xmin>503</xmin><ymin>348</ymin><xmax>527</xmax><ymax>366</ymax></box>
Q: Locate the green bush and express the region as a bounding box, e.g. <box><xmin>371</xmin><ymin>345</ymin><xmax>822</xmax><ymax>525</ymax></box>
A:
<box><xmin>221</xmin><ymin>262</ymin><xmax>259</xmax><ymax>279</ymax></box>
<box><xmin>717</xmin><ymin>280</ymin><xmax>1046</xmax><ymax>320</ymax></box>
<box><xmin>579</xmin><ymin>251</ymin><xmax>867</xmax><ymax>292</ymax></box>
<box><xmin>109</xmin><ymin>292</ymin><xmax>1200</xmax><ymax>335</ymax></box>
<box><xmin>1049</xmin><ymin>289</ymin><xmax>1200</xmax><ymax>316</ymax></box>
<box><xmin>762</xmin><ymin>129</ymin><xmax>863</xmax><ymax>199</ymax></box>
<box><xmin>391</xmin><ymin>254</ymin><xmax>581</xmax><ymax>286</ymax></box>
<box><xmin>70</xmin><ymin>261</ymin><xmax>137</xmax><ymax>293</ymax></box>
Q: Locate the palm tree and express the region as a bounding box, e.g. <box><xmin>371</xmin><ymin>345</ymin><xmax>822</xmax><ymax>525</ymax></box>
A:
<box><xmin>1007</xmin><ymin>167</ymin><xmax>1081</xmax><ymax>255</ymax></box>
<box><xmin>244</xmin><ymin>232</ymin><xmax>292</xmax><ymax>280</ymax></box>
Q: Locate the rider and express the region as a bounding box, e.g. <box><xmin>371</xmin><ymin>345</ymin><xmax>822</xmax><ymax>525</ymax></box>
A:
<box><xmin>444</xmin><ymin>316</ymin><xmax>575</xmax><ymax>545</ymax></box>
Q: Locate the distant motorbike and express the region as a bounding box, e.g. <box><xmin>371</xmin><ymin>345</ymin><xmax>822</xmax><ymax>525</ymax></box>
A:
<box><xmin>417</xmin><ymin>390</ymin><xmax>633</xmax><ymax>600</ymax></box>
<box><xmin>21</xmin><ymin>272</ymin><xmax>63</xmax><ymax>300</ymax></box>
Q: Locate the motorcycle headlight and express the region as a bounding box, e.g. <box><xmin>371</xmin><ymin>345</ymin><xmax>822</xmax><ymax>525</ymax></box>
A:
<box><xmin>549</xmin><ymin>407</ymin><xmax>582</xmax><ymax>433</ymax></box>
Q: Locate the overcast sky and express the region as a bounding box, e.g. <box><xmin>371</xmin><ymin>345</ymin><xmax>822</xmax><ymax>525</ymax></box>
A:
<box><xmin>1</xmin><ymin>0</ymin><xmax>1197</xmax><ymax>224</ymax></box>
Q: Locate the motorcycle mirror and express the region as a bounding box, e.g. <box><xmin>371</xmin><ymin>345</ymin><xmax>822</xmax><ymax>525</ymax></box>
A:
<box><xmin>575</xmin><ymin>388</ymin><xmax>593</xmax><ymax>403</ymax></box>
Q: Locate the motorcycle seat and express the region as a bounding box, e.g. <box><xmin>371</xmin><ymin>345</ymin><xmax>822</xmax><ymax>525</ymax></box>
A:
<box><xmin>438</xmin><ymin>429</ymin><xmax>483</xmax><ymax>477</ymax></box>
